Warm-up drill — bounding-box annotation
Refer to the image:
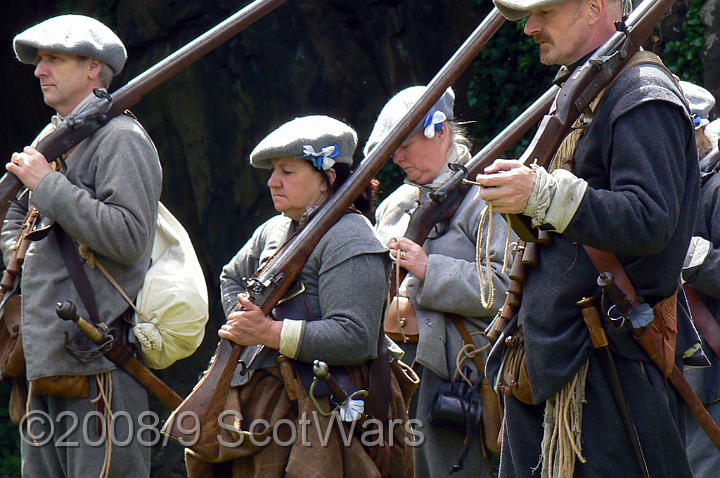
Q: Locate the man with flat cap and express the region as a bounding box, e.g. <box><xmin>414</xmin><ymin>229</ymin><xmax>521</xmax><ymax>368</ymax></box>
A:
<box><xmin>1</xmin><ymin>14</ymin><xmax>161</xmax><ymax>478</ymax></box>
<box><xmin>474</xmin><ymin>0</ymin><xmax>699</xmax><ymax>476</ymax></box>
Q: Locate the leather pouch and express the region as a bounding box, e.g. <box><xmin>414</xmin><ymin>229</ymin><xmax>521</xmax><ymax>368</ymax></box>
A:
<box><xmin>636</xmin><ymin>293</ymin><xmax>678</xmax><ymax>377</ymax></box>
<box><xmin>31</xmin><ymin>375</ymin><xmax>90</xmax><ymax>398</ymax></box>
<box><xmin>497</xmin><ymin>326</ymin><xmax>534</xmax><ymax>405</ymax></box>
<box><xmin>480</xmin><ymin>375</ymin><xmax>502</xmax><ymax>456</ymax></box>
<box><xmin>384</xmin><ymin>295</ymin><xmax>419</xmax><ymax>343</ymax></box>
<box><xmin>0</xmin><ymin>294</ymin><xmax>26</xmax><ymax>379</ymax></box>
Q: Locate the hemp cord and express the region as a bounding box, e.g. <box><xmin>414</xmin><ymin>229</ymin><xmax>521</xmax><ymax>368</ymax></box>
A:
<box><xmin>79</xmin><ymin>245</ymin><xmax>147</xmax><ymax>321</ymax></box>
<box><xmin>474</xmin><ymin>203</ymin><xmax>512</xmax><ymax>309</ymax></box>
<box><xmin>390</xmin><ymin>237</ymin><xmax>409</xmax><ymax>343</ymax></box>
<box><xmin>540</xmin><ymin>360</ymin><xmax>588</xmax><ymax>478</ymax></box>
<box><xmin>92</xmin><ymin>371</ymin><xmax>114</xmax><ymax>478</ymax></box>
<box><xmin>454</xmin><ymin>340</ymin><xmax>490</xmax><ymax>387</ymax></box>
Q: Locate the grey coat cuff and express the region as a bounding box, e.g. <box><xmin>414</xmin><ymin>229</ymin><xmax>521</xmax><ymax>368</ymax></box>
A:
<box><xmin>523</xmin><ymin>166</ymin><xmax>587</xmax><ymax>233</ymax></box>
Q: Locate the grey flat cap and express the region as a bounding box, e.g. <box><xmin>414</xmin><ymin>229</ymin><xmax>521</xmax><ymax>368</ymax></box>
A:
<box><xmin>250</xmin><ymin>115</ymin><xmax>358</xmax><ymax>170</ymax></box>
<box><xmin>493</xmin><ymin>0</ymin><xmax>566</xmax><ymax>21</ymax></box>
<box><xmin>364</xmin><ymin>86</ymin><xmax>455</xmax><ymax>157</ymax></box>
<box><xmin>494</xmin><ymin>0</ymin><xmax>632</xmax><ymax>21</ymax></box>
<box><xmin>707</xmin><ymin>119</ymin><xmax>720</xmax><ymax>145</ymax></box>
<box><xmin>680</xmin><ymin>81</ymin><xmax>716</xmax><ymax>128</ymax></box>
<box><xmin>14</xmin><ymin>14</ymin><xmax>127</xmax><ymax>74</ymax></box>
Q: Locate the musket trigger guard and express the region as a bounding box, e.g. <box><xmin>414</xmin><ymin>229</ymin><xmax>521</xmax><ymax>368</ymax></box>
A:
<box><xmin>64</xmin><ymin>332</ymin><xmax>113</xmax><ymax>363</ymax></box>
<box><xmin>606</xmin><ymin>304</ymin><xmax>626</xmax><ymax>330</ymax></box>
<box><xmin>309</xmin><ymin>377</ymin><xmax>335</xmax><ymax>417</ymax></box>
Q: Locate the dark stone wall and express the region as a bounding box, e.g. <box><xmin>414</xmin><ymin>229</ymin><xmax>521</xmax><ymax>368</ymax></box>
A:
<box><xmin>1</xmin><ymin>1</ymin><xmax>718</xmax><ymax>475</ymax></box>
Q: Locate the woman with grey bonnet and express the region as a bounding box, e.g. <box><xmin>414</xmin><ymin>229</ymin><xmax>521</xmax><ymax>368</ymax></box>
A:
<box><xmin>185</xmin><ymin>115</ymin><xmax>414</xmax><ymax>478</ymax></box>
<box><xmin>367</xmin><ymin>86</ymin><xmax>512</xmax><ymax>477</ymax></box>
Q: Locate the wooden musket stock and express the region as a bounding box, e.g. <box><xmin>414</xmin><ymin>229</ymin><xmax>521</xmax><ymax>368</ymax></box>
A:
<box><xmin>162</xmin><ymin>8</ymin><xmax>507</xmax><ymax>459</ymax></box>
<box><xmin>0</xmin><ymin>0</ymin><xmax>286</xmax><ymax>220</ymax></box>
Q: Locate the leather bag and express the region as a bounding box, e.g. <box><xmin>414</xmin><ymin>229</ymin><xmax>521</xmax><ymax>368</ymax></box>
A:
<box><xmin>497</xmin><ymin>325</ymin><xmax>534</xmax><ymax>405</ymax></box>
<box><xmin>0</xmin><ymin>294</ymin><xmax>26</xmax><ymax>379</ymax></box>
<box><xmin>383</xmin><ymin>295</ymin><xmax>419</xmax><ymax>343</ymax></box>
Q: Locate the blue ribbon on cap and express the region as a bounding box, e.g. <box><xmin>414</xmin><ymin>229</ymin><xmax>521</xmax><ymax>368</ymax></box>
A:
<box><xmin>299</xmin><ymin>144</ymin><xmax>340</xmax><ymax>170</ymax></box>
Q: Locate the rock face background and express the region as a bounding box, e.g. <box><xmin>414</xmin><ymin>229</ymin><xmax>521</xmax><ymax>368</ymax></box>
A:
<box><xmin>1</xmin><ymin>0</ymin><xmax>718</xmax><ymax>476</ymax></box>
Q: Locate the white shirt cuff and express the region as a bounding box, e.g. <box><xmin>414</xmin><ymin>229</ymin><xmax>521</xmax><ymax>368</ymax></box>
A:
<box><xmin>278</xmin><ymin>319</ymin><xmax>304</xmax><ymax>359</ymax></box>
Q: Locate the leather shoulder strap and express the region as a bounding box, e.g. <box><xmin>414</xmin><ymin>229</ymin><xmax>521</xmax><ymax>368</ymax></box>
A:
<box><xmin>449</xmin><ymin>314</ymin><xmax>486</xmax><ymax>373</ymax></box>
<box><xmin>55</xmin><ymin>226</ymin><xmax>100</xmax><ymax>324</ymax></box>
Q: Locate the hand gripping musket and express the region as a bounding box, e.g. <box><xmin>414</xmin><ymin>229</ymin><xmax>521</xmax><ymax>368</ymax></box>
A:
<box><xmin>162</xmin><ymin>7</ymin><xmax>507</xmax><ymax>459</ymax></box>
<box><xmin>0</xmin><ymin>0</ymin><xmax>286</xmax><ymax>222</ymax></box>
<box><xmin>394</xmin><ymin>86</ymin><xmax>559</xmax><ymax>341</ymax></box>
<box><xmin>55</xmin><ymin>300</ymin><xmax>183</xmax><ymax>410</ymax></box>
<box><xmin>503</xmin><ymin>0</ymin><xmax>680</xmax><ymax>242</ymax></box>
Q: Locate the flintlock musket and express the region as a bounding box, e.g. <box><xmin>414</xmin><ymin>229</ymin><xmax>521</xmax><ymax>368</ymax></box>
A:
<box><xmin>162</xmin><ymin>7</ymin><xmax>507</xmax><ymax>459</ymax></box>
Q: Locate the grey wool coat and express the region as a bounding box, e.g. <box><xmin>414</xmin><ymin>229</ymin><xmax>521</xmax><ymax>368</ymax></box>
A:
<box><xmin>220</xmin><ymin>211</ymin><xmax>388</xmax><ymax>374</ymax></box>
<box><xmin>0</xmin><ymin>96</ymin><xmax>162</xmax><ymax>381</ymax></box>
<box><xmin>375</xmin><ymin>143</ymin><xmax>510</xmax><ymax>478</ymax></box>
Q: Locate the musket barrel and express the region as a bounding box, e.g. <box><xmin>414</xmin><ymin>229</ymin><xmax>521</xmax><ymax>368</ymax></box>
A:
<box><xmin>112</xmin><ymin>0</ymin><xmax>286</xmax><ymax>113</ymax></box>
<box><xmin>0</xmin><ymin>0</ymin><xmax>287</xmax><ymax>221</ymax></box>
<box><xmin>163</xmin><ymin>7</ymin><xmax>508</xmax><ymax>459</ymax></box>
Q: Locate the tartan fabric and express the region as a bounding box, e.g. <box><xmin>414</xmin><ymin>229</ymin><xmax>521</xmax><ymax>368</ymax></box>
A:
<box><xmin>186</xmin><ymin>361</ymin><xmax>414</xmax><ymax>478</ymax></box>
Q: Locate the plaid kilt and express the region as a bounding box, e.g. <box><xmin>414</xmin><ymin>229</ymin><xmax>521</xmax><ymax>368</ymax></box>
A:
<box><xmin>186</xmin><ymin>359</ymin><xmax>415</xmax><ymax>478</ymax></box>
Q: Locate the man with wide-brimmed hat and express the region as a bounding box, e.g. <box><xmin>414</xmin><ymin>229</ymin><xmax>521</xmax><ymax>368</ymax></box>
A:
<box><xmin>2</xmin><ymin>14</ymin><xmax>161</xmax><ymax>477</ymax></box>
<box><xmin>474</xmin><ymin>0</ymin><xmax>699</xmax><ymax>475</ymax></box>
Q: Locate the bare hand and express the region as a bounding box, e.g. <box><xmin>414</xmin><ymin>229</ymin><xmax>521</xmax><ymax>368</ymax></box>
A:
<box><xmin>6</xmin><ymin>146</ymin><xmax>53</xmax><ymax>190</ymax></box>
<box><xmin>388</xmin><ymin>237</ymin><xmax>428</xmax><ymax>281</ymax></box>
<box><xmin>474</xmin><ymin>159</ymin><xmax>536</xmax><ymax>214</ymax></box>
<box><xmin>218</xmin><ymin>295</ymin><xmax>281</xmax><ymax>348</ymax></box>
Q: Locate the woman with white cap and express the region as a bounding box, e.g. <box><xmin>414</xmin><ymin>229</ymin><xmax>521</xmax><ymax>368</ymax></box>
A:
<box><xmin>367</xmin><ymin>87</ymin><xmax>512</xmax><ymax>477</ymax></box>
<box><xmin>185</xmin><ymin>115</ymin><xmax>414</xmax><ymax>478</ymax></box>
